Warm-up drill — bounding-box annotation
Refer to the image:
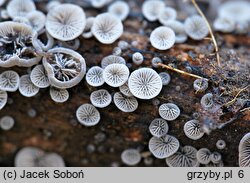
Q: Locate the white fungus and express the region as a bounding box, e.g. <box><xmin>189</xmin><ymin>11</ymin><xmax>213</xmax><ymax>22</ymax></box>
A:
<box><xmin>0</xmin><ymin>90</ymin><xmax>7</xmax><ymax>110</ymax></box>
<box><xmin>119</xmin><ymin>81</ymin><xmax>133</xmax><ymax>97</ymax></box>
<box><xmin>113</xmin><ymin>92</ymin><xmax>138</xmax><ymax>113</ymax></box>
<box><xmin>121</xmin><ymin>149</ymin><xmax>141</xmax><ymax>166</ymax></box>
<box><xmin>200</xmin><ymin>93</ymin><xmax>214</xmax><ymax>109</ymax></box>
<box><xmin>184</xmin><ymin>15</ymin><xmax>209</xmax><ymax>40</ymax></box>
<box><xmin>26</xmin><ymin>10</ymin><xmax>46</xmax><ymax>33</ymax></box>
<box><xmin>32</xmin><ymin>30</ymin><xmax>55</xmax><ymax>52</ymax></box>
<box><xmin>150</xmin><ymin>26</ymin><xmax>175</xmax><ymax>50</ymax></box>
<box><xmin>210</xmin><ymin>152</ymin><xmax>222</xmax><ymax>164</ymax></box>
<box><xmin>49</xmin><ymin>87</ymin><xmax>69</xmax><ymax>103</ymax></box>
<box><xmin>103</xmin><ymin>63</ymin><xmax>130</xmax><ymax>87</ymax></box>
<box><xmin>149</xmin><ymin>118</ymin><xmax>169</xmax><ymax>138</ymax></box>
<box><xmin>112</xmin><ymin>47</ymin><xmax>122</xmax><ymax>56</ymax></box>
<box><xmin>82</xmin><ymin>17</ymin><xmax>95</xmax><ymax>39</ymax></box>
<box><xmin>30</xmin><ymin>64</ymin><xmax>50</xmax><ymax>89</ymax></box>
<box><xmin>108</xmin><ymin>1</ymin><xmax>130</xmax><ymax>21</ymax></box>
<box><xmin>7</xmin><ymin>0</ymin><xmax>36</xmax><ymax>19</ymax></box>
<box><xmin>86</xmin><ymin>66</ymin><xmax>105</xmax><ymax>87</ymax></box>
<box><xmin>238</xmin><ymin>132</ymin><xmax>250</xmax><ymax>167</ymax></box>
<box><xmin>101</xmin><ymin>55</ymin><xmax>126</xmax><ymax>69</ymax></box>
<box><xmin>76</xmin><ymin>104</ymin><xmax>100</xmax><ymax>127</ymax></box>
<box><xmin>90</xmin><ymin>89</ymin><xmax>112</xmax><ymax>108</ymax></box>
<box><xmin>92</xmin><ymin>13</ymin><xmax>123</xmax><ymax>44</ymax></box>
<box><xmin>37</xmin><ymin>153</ymin><xmax>65</xmax><ymax>167</ymax></box>
<box><xmin>184</xmin><ymin>119</ymin><xmax>204</xmax><ymax>140</ymax></box>
<box><xmin>46</xmin><ymin>0</ymin><xmax>61</xmax><ymax>11</ymax></box>
<box><xmin>149</xmin><ymin>135</ymin><xmax>180</xmax><ymax>159</ymax></box>
<box><xmin>159</xmin><ymin>72</ymin><xmax>171</xmax><ymax>86</ymax></box>
<box><xmin>0</xmin><ymin>116</ymin><xmax>15</xmax><ymax>130</ymax></box>
<box><xmin>166</xmin><ymin>146</ymin><xmax>199</xmax><ymax>167</ymax></box>
<box><xmin>132</xmin><ymin>52</ymin><xmax>144</xmax><ymax>65</ymax></box>
<box><xmin>213</xmin><ymin>17</ymin><xmax>235</xmax><ymax>33</ymax></box>
<box><xmin>142</xmin><ymin>0</ymin><xmax>165</xmax><ymax>22</ymax></box>
<box><xmin>118</xmin><ymin>40</ymin><xmax>129</xmax><ymax>50</ymax></box>
<box><xmin>46</xmin><ymin>3</ymin><xmax>86</xmax><ymax>41</ymax></box>
<box><xmin>216</xmin><ymin>139</ymin><xmax>226</xmax><ymax>150</ymax></box>
<box><xmin>158</xmin><ymin>7</ymin><xmax>177</xmax><ymax>26</ymax></box>
<box><xmin>196</xmin><ymin>148</ymin><xmax>211</xmax><ymax>165</ymax></box>
<box><xmin>165</xmin><ymin>20</ymin><xmax>187</xmax><ymax>43</ymax></box>
<box><xmin>193</xmin><ymin>78</ymin><xmax>208</xmax><ymax>92</ymax></box>
<box><xmin>128</xmin><ymin>68</ymin><xmax>162</xmax><ymax>99</ymax></box>
<box><xmin>91</xmin><ymin>0</ymin><xmax>110</xmax><ymax>8</ymax></box>
<box><xmin>151</xmin><ymin>57</ymin><xmax>162</xmax><ymax>68</ymax></box>
<box><xmin>19</xmin><ymin>75</ymin><xmax>39</xmax><ymax>97</ymax></box>
<box><xmin>158</xmin><ymin>103</ymin><xmax>180</xmax><ymax>121</ymax></box>
<box><xmin>0</xmin><ymin>70</ymin><xmax>20</xmax><ymax>92</ymax></box>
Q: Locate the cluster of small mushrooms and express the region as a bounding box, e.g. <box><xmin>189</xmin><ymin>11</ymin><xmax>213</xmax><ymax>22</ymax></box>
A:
<box><xmin>0</xmin><ymin>0</ymin><xmax>249</xmax><ymax>167</ymax></box>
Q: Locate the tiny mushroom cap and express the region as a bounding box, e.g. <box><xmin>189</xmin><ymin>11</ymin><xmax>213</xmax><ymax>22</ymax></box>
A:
<box><xmin>108</xmin><ymin>1</ymin><xmax>130</xmax><ymax>21</ymax></box>
<box><xmin>82</xmin><ymin>17</ymin><xmax>95</xmax><ymax>39</ymax></box>
<box><xmin>19</xmin><ymin>75</ymin><xmax>39</xmax><ymax>97</ymax></box>
<box><xmin>165</xmin><ymin>20</ymin><xmax>187</xmax><ymax>43</ymax></box>
<box><xmin>7</xmin><ymin>0</ymin><xmax>36</xmax><ymax>19</ymax></box>
<box><xmin>49</xmin><ymin>87</ymin><xmax>69</xmax><ymax>103</ymax></box>
<box><xmin>32</xmin><ymin>30</ymin><xmax>55</xmax><ymax>52</ymax></box>
<box><xmin>101</xmin><ymin>55</ymin><xmax>126</xmax><ymax>69</ymax></box>
<box><xmin>46</xmin><ymin>3</ymin><xmax>86</xmax><ymax>41</ymax></box>
<box><xmin>0</xmin><ymin>70</ymin><xmax>20</xmax><ymax>92</ymax></box>
<box><xmin>26</xmin><ymin>10</ymin><xmax>46</xmax><ymax>33</ymax></box>
<box><xmin>132</xmin><ymin>52</ymin><xmax>144</xmax><ymax>65</ymax></box>
<box><xmin>216</xmin><ymin>139</ymin><xmax>226</xmax><ymax>150</ymax></box>
<box><xmin>128</xmin><ymin>68</ymin><xmax>162</xmax><ymax>99</ymax></box>
<box><xmin>76</xmin><ymin>103</ymin><xmax>101</xmax><ymax>127</ymax></box>
<box><xmin>92</xmin><ymin>13</ymin><xmax>123</xmax><ymax>44</ymax></box>
<box><xmin>149</xmin><ymin>118</ymin><xmax>169</xmax><ymax>138</ymax></box>
<box><xmin>158</xmin><ymin>103</ymin><xmax>180</xmax><ymax>121</ymax></box>
<box><xmin>210</xmin><ymin>152</ymin><xmax>222</xmax><ymax>164</ymax></box>
<box><xmin>113</xmin><ymin>92</ymin><xmax>138</xmax><ymax>113</ymax></box>
<box><xmin>166</xmin><ymin>146</ymin><xmax>199</xmax><ymax>167</ymax></box>
<box><xmin>158</xmin><ymin>7</ymin><xmax>177</xmax><ymax>26</ymax></box>
<box><xmin>205</xmin><ymin>160</ymin><xmax>224</xmax><ymax>167</ymax></box>
<box><xmin>121</xmin><ymin>149</ymin><xmax>141</xmax><ymax>166</ymax></box>
<box><xmin>213</xmin><ymin>17</ymin><xmax>235</xmax><ymax>33</ymax></box>
<box><xmin>196</xmin><ymin>148</ymin><xmax>211</xmax><ymax>165</ymax></box>
<box><xmin>150</xmin><ymin>26</ymin><xmax>175</xmax><ymax>50</ymax></box>
<box><xmin>103</xmin><ymin>63</ymin><xmax>130</xmax><ymax>87</ymax></box>
<box><xmin>119</xmin><ymin>81</ymin><xmax>133</xmax><ymax>97</ymax></box>
<box><xmin>30</xmin><ymin>64</ymin><xmax>50</xmax><ymax>89</ymax></box>
<box><xmin>0</xmin><ymin>0</ymin><xmax>6</xmax><ymax>6</ymax></box>
<box><xmin>193</xmin><ymin>78</ymin><xmax>208</xmax><ymax>92</ymax></box>
<box><xmin>184</xmin><ymin>15</ymin><xmax>209</xmax><ymax>40</ymax></box>
<box><xmin>57</xmin><ymin>39</ymin><xmax>80</xmax><ymax>51</ymax></box>
<box><xmin>142</xmin><ymin>0</ymin><xmax>165</xmax><ymax>22</ymax></box>
<box><xmin>151</xmin><ymin>57</ymin><xmax>162</xmax><ymax>68</ymax></box>
<box><xmin>200</xmin><ymin>93</ymin><xmax>214</xmax><ymax>109</ymax></box>
<box><xmin>91</xmin><ymin>0</ymin><xmax>110</xmax><ymax>8</ymax></box>
<box><xmin>159</xmin><ymin>72</ymin><xmax>171</xmax><ymax>86</ymax></box>
<box><xmin>36</xmin><ymin>153</ymin><xmax>65</xmax><ymax>167</ymax></box>
<box><xmin>42</xmin><ymin>47</ymin><xmax>86</xmax><ymax>89</ymax></box>
<box><xmin>149</xmin><ymin>135</ymin><xmax>180</xmax><ymax>159</ymax></box>
<box><xmin>0</xmin><ymin>116</ymin><xmax>15</xmax><ymax>130</ymax></box>
<box><xmin>86</xmin><ymin>66</ymin><xmax>105</xmax><ymax>87</ymax></box>
<box><xmin>183</xmin><ymin>119</ymin><xmax>204</xmax><ymax>140</ymax></box>
<box><xmin>46</xmin><ymin>0</ymin><xmax>61</xmax><ymax>11</ymax></box>
<box><xmin>90</xmin><ymin>89</ymin><xmax>112</xmax><ymax>108</ymax></box>
<box><xmin>239</xmin><ymin>132</ymin><xmax>250</xmax><ymax>167</ymax></box>
<box><xmin>0</xmin><ymin>90</ymin><xmax>7</xmax><ymax>110</ymax></box>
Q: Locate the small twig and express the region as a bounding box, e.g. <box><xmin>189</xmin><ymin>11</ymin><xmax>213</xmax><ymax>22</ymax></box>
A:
<box><xmin>191</xmin><ymin>0</ymin><xmax>221</xmax><ymax>67</ymax></box>
<box><xmin>158</xmin><ymin>63</ymin><xmax>208</xmax><ymax>80</ymax></box>
<box><xmin>223</xmin><ymin>85</ymin><xmax>249</xmax><ymax>107</ymax></box>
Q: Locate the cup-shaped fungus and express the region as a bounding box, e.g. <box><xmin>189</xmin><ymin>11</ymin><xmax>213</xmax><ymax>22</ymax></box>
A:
<box><xmin>103</xmin><ymin>63</ymin><xmax>129</xmax><ymax>87</ymax></box>
<box><xmin>216</xmin><ymin>139</ymin><xmax>226</xmax><ymax>150</ymax></box>
<box><xmin>159</xmin><ymin>103</ymin><xmax>180</xmax><ymax>121</ymax></box>
<box><xmin>0</xmin><ymin>21</ymin><xmax>41</xmax><ymax>67</ymax></box>
<box><xmin>166</xmin><ymin>146</ymin><xmax>199</xmax><ymax>167</ymax></box>
<box><xmin>90</xmin><ymin>89</ymin><xmax>112</xmax><ymax>108</ymax></box>
<box><xmin>86</xmin><ymin>66</ymin><xmax>105</xmax><ymax>87</ymax></box>
<box><xmin>119</xmin><ymin>81</ymin><xmax>133</xmax><ymax>97</ymax></box>
<box><xmin>91</xmin><ymin>0</ymin><xmax>110</xmax><ymax>8</ymax></box>
<box><xmin>200</xmin><ymin>93</ymin><xmax>214</xmax><ymax>109</ymax></box>
<box><xmin>19</xmin><ymin>75</ymin><xmax>39</xmax><ymax>97</ymax></box>
<box><xmin>92</xmin><ymin>13</ymin><xmax>123</xmax><ymax>44</ymax></box>
<box><xmin>0</xmin><ymin>70</ymin><xmax>20</xmax><ymax>92</ymax></box>
<box><xmin>210</xmin><ymin>152</ymin><xmax>222</xmax><ymax>164</ymax></box>
<box><xmin>238</xmin><ymin>132</ymin><xmax>250</xmax><ymax>167</ymax></box>
<box><xmin>158</xmin><ymin>7</ymin><xmax>177</xmax><ymax>26</ymax></box>
<box><xmin>36</xmin><ymin>153</ymin><xmax>65</xmax><ymax>167</ymax></box>
<box><xmin>213</xmin><ymin>17</ymin><xmax>235</xmax><ymax>33</ymax></box>
<box><xmin>46</xmin><ymin>3</ymin><xmax>86</xmax><ymax>41</ymax></box>
<box><xmin>128</xmin><ymin>68</ymin><xmax>162</xmax><ymax>99</ymax></box>
<box><xmin>151</xmin><ymin>57</ymin><xmax>162</xmax><ymax>68</ymax></box>
<box><xmin>108</xmin><ymin>1</ymin><xmax>129</xmax><ymax>21</ymax></box>
<box><xmin>149</xmin><ymin>118</ymin><xmax>169</xmax><ymax>138</ymax></box>
<box><xmin>142</xmin><ymin>0</ymin><xmax>165</xmax><ymax>22</ymax></box>
<box><xmin>184</xmin><ymin>15</ymin><xmax>209</xmax><ymax>40</ymax></box>
<box><xmin>150</xmin><ymin>26</ymin><xmax>175</xmax><ymax>50</ymax></box>
<box><xmin>32</xmin><ymin>30</ymin><xmax>55</xmax><ymax>52</ymax></box>
<box><xmin>184</xmin><ymin>119</ymin><xmax>204</xmax><ymax>140</ymax></box>
<box><xmin>196</xmin><ymin>148</ymin><xmax>211</xmax><ymax>165</ymax></box>
<box><xmin>132</xmin><ymin>52</ymin><xmax>144</xmax><ymax>65</ymax></box>
<box><xmin>30</xmin><ymin>64</ymin><xmax>50</xmax><ymax>88</ymax></box>
<box><xmin>121</xmin><ymin>149</ymin><xmax>141</xmax><ymax>166</ymax></box>
<box><xmin>101</xmin><ymin>55</ymin><xmax>126</xmax><ymax>69</ymax></box>
<box><xmin>7</xmin><ymin>0</ymin><xmax>36</xmax><ymax>19</ymax></box>
<box><xmin>76</xmin><ymin>103</ymin><xmax>100</xmax><ymax>127</ymax></box>
<box><xmin>46</xmin><ymin>0</ymin><xmax>61</xmax><ymax>11</ymax></box>
<box><xmin>82</xmin><ymin>17</ymin><xmax>95</xmax><ymax>39</ymax></box>
<box><xmin>159</xmin><ymin>72</ymin><xmax>171</xmax><ymax>86</ymax></box>
<box><xmin>0</xmin><ymin>90</ymin><xmax>7</xmax><ymax>110</ymax></box>
<box><xmin>42</xmin><ymin>47</ymin><xmax>86</xmax><ymax>89</ymax></box>
<box><xmin>165</xmin><ymin>20</ymin><xmax>187</xmax><ymax>43</ymax></box>
<box><xmin>193</xmin><ymin>78</ymin><xmax>208</xmax><ymax>92</ymax></box>
<box><xmin>26</xmin><ymin>10</ymin><xmax>46</xmax><ymax>33</ymax></box>
<box><xmin>149</xmin><ymin>135</ymin><xmax>180</xmax><ymax>159</ymax></box>
<box><xmin>0</xmin><ymin>116</ymin><xmax>15</xmax><ymax>130</ymax></box>
<box><xmin>113</xmin><ymin>92</ymin><xmax>138</xmax><ymax>113</ymax></box>
<box><xmin>49</xmin><ymin>87</ymin><xmax>69</xmax><ymax>103</ymax></box>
